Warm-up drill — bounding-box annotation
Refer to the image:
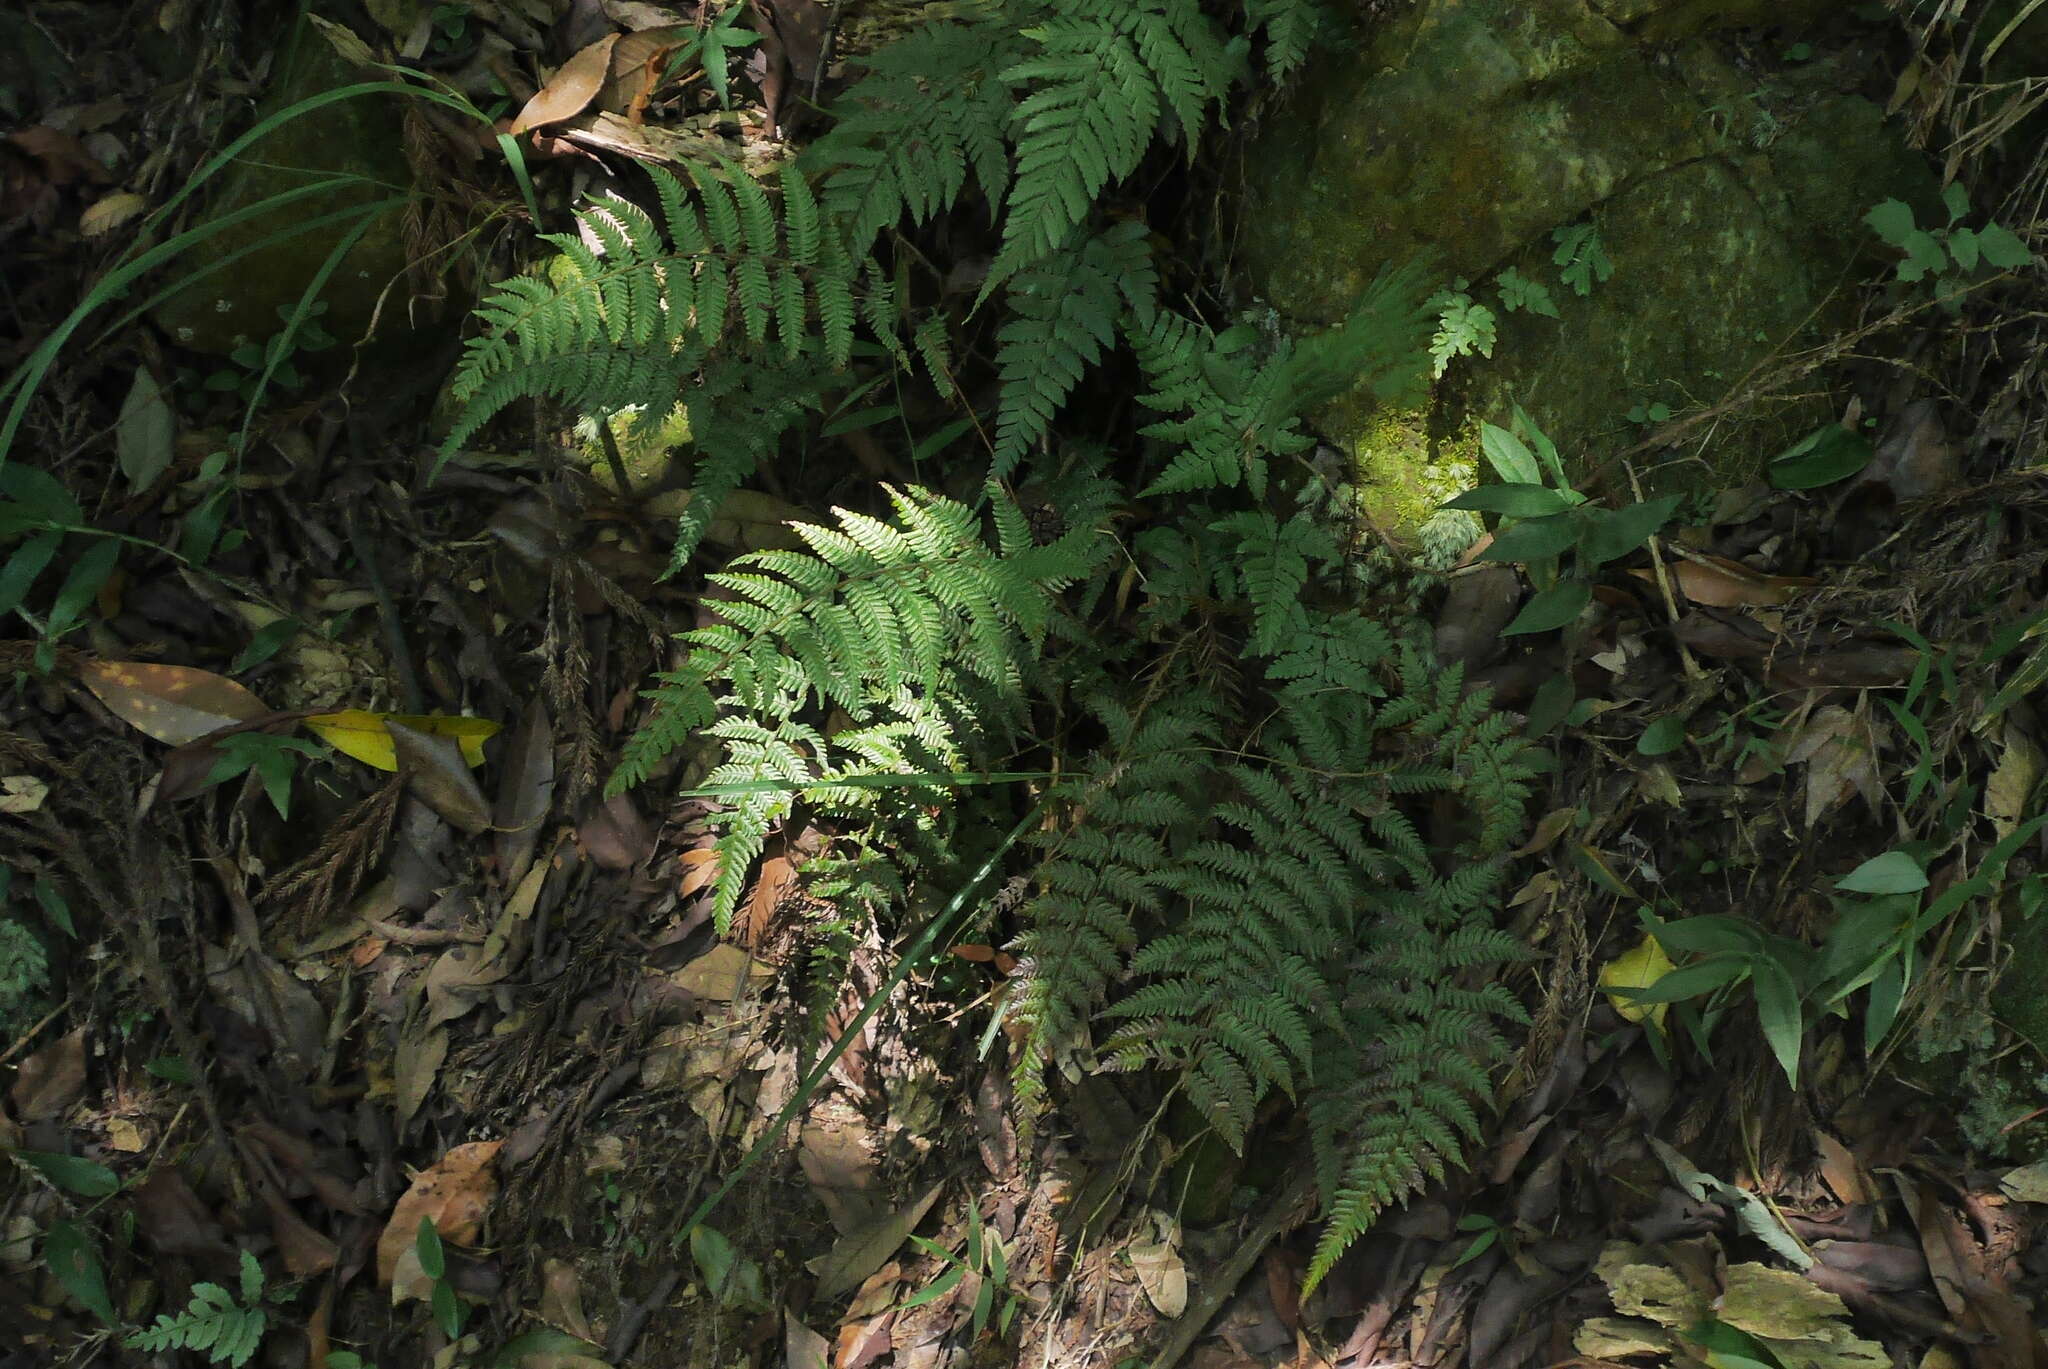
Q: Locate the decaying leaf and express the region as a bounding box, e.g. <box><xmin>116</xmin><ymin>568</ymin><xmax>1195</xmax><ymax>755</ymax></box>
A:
<box><xmin>388</xmin><ymin>721</ymin><xmax>494</xmax><ymax>834</ymax></box>
<box><xmin>672</xmin><ymin>943</ymin><xmax>775</xmax><ymax>1002</ymax></box>
<box><xmin>508</xmin><ymin>33</ymin><xmax>620</xmax><ymax>135</ymax></box>
<box><xmin>305</xmin><ymin>709</ymin><xmax>498</xmax><ymax>771</ymax></box>
<box><xmin>376</xmin><ymin>1140</ymin><xmax>503</xmax><ymax>1286</ymax></box>
<box><xmin>812</xmin><ymin>1181</ymin><xmax>946</xmax><ymax>1299</ymax></box>
<box><xmin>1128</xmin><ymin>1228</ymin><xmax>1188</xmax><ymax>1318</ymax></box>
<box><xmin>82</xmin><ymin>660</ymin><xmax>269</xmax><ymax>745</ymax></box>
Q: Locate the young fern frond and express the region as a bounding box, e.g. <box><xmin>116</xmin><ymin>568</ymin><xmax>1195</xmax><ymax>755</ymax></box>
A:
<box><xmin>1243</xmin><ymin>0</ymin><xmax>1327</xmax><ymax>81</ymax></box>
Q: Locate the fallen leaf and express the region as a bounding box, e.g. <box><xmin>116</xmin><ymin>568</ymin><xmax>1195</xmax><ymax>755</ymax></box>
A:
<box><xmin>376</xmin><ymin>1140</ymin><xmax>503</xmax><ymax>1286</ymax></box>
<box><xmin>10</xmin><ymin>1027</ymin><xmax>88</xmax><ymax>1120</ymax></box>
<box><xmin>493</xmin><ymin>699</ymin><xmax>555</xmax><ymax>886</ymax></box>
<box><xmin>82</xmin><ymin>660</ymin><xmax>269</xmax><ymax>745</ymax></box>
<box><xmin>79</xmin><ymin>189</ymin><xmax>147</xmax><ymax>238</ymax></box>
<box><xmin>742</xmin><ymin>852</ymin><xmax>798</xmax><ymax>947</ymax></box>
<box><xmin>672</xmin><ymin>943</ymin><xmax>774</xmax><ymax>1001</ymax></box>
<box><xmin>394</xmin><ymin>1015</ymin><xmax>448</xmax><ymax>1131</ymax></box>
<box><xmin>1633</xmin><ymin>553</ymin><xmax>1817</xmax><ymax>608</ymax></box>
<box><xmin>1130</xmin><ymin>1235</ymin><xmax>1188</xmax><ymax>1317</ymax></box>
<box><xmin>679</xmin><ymin>846</ymin><xmax>722</xmax><ymax>898</ymax></box>
<box><xmin>509</xmin><ymin>33</ymin><xmax>620</xmax><ymax>136</ymax></box>
<box><xmin>1985</xmin><ymin>721</ymin><xmax>2042</xmax><ymax>841</ymax></box>
<box><xmin>0</xmin><ymin>775</ymin><xmax>48</xmax><ymax>813</ymax></box>
<box><xmin>812</xmin><ymin>1181</ymin><xmax>946</xmax><ymax>1299</ymax></box>
<box><xmin>389</xmin><ymin>721</ymin><xmax>493</xmax><ymax>834</ymax></box>
<box><xmin>304</xmin><ymin>709</ymin><xmax>498</xmax><ymax>771</ymax></box>
<box><xmin>786</xmin><ymin>1308</ymin><xmax>831</xmax><ymax>1369</ymax></box>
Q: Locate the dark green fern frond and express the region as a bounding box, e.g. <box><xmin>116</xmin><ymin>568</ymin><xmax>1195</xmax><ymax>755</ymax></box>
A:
<box><xmin>805</xmin><ymin>19</ymin><xmax>1024</xmax><ymax>252</ymax></box>
<box><xmin>991</xmin><ymin>221</ymin><xmax>1156</xmax><ymax>477</ymax></box>
<box><xmin>440</xmin><ymin>160</ymin><xmax>867</xmax><ymax>464</ymax></box>
<box><xmin>1243</xmin><ymin>0</ymin><xmax>1326</xmax><ymax>81</ymax></box>
<box><xmin>1128</xmin><ymin>311</ymin><xmax>1314</xmax><ymax>501</ymax></box>
<box><xmin>989</xmin><ymin>0</ymin><xmax>1236</xmax><ymax>288</ymax></box>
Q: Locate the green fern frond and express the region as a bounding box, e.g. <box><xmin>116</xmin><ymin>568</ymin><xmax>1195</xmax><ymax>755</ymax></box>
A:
<box><xmin>991</xmin><ymin>221</ymin><xmax>1156</xmax><ymax>477</ymax></box>
<box><xmin>1243</xmin><ymin>0</ymin><xmax>1325</xmax><ymax>81</ymax></box>
<box><xmin>989</xmin><ymin>1</ymin><xmax>1235</xmax><ymax>289</ymax></box>
<box><xmin>805</xmin><ymin>20</ymin><xmax>1023</xmax><ymax>252</ymax></box>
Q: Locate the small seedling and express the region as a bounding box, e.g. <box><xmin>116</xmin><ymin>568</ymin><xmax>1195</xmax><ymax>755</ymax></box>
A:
<box><xmin>1440</xmin><ymin>406</ymin><xmax>1679</xmax><ymax>635</ymax></box>
<box><xmin>125</xmin><ymin>1249</ymin><xmax>268</xmax><ymax>1367</ymax></box>
<box><xmin>415</xmin><ymin>1217</ymin><xmax>466</xmax><ymax>1340</ymax></box>
<box><xmin>903</xmin><ymin>1205</ymin><xmax>1020</xmax><ymax>1342</ymax></box>
<box><xmin>1865</xmin><ymin>187</ymin><xmax>2033</xmax><ymax>310</ymax></box>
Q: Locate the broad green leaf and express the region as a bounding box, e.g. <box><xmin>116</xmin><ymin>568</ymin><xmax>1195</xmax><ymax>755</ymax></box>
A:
<box><xmin>1865</xmin><ymin>958</ymin><xmax>1905</xmax><ymax>1053</ymax></box>
<box><xmin>416</xmin><ymin>1215</ymin><xmax>446</xmax><ymax>1279</ymax></box>
<box><xmin>1898</xmin><ymin>229</ymin><xmax>1949</xmax><ymax>282</ymax></box>
<box><xmin>1524</xmin><ymin>673</ymin><xmax>1575</xmax><ymax>739</ymax></box>
<box><xmin>1637</xmin><ymin>715</ymin><xmax>1686</xmax><ymax>756</ymax></box>
<box><xmin>46</xmin><ymin>537</ymin><xmax>119</xmax><ymax>639</ymax></box>
<box><xmin>1863</xmin><ymin>198</ymin><xmax>1916</xmax><ymax>246</ymax></box>
<box><xmin>0</xmin><ymin>531</ymin><xmax>63</xmax><ymax>620</ymax></box>
<box><xmin>1836</xmin><ymin>851</ymin><xmax>1927</xmax><ymax>895</ymax></box>
<box><xmin>1978</xmin><ymin>222</ymin><xmax>2033</xmax><ymax>269</ymax></box>
<box><xmin>116</xmin><ymin>365</ymin><xmax>176</xmax><ymax>491</ymax></box>
<box><xmin>1503</xmin><ymin>580</ymin><xmax>1589</xmax><ymax>635</ymax></box>
<box><xmin>12</xmin><ymin>1148</ymin><xmax>120</xmax><ymax>1197</ymax></box>
<box><xmin>1769</xmin><ymin>424</ymin><xmax>1873</xmax><ymax>490</ymax></box>
<box><xmin>1646</xmin><ymin>913</ymin><xmax>1763</xmax><ymax>958</ymax></box>
<box><xmin>1751</xmin><ymin>956</ymin><xmax>1803</xmax><ymax>1087</ymax></box>
<box><xmin>0</xmin><ymin>465</ymin><xmax>82</xmax><ymax>522</ymax></box>
<box><xmin>1479</xmin><ymin>422</ymin><xmax>1540</xmax><ymax>484</ymax></box>
<box><xmin>1616</xmin><ymin>954</ymin><xmax>1750</xmax><ymax>1004</ymax></box>
<box><xmin>1583</xmin><ymin>495</ymin><xmax>1683</xmax><ymax>566</ymax></box>
<box><xmin>44</xmin><ymin>1220</ymin><xmax>116</xmax><ymax>1324</ymax></box>
<box><xmin>1480</xmin><ymin>512</ymin><xmax>1579</xmax><ymax>564</ymax></box>
<box><xmin>432</xmin><ymin>1279</ymin><xmax>464</xmax><ymax>1338</ymax></box>
<box><xmin>1947</xmin><ymin>226</ymin><xmax>1981</xmax><ymax>272</ymax></box>
<box><xmin>1441</xmin><ymin>483</ymin><xmax>1572</xmax><ymax>517</ymax></box>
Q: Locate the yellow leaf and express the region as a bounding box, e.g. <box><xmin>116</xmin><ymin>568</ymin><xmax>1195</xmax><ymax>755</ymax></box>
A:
<box><xmin>305</xmin><ymin>710</ymin><xmax>500</xmax><ymax>770</ymax></box>
<box><xmin>1599</xmin><ymin>932</ymin><xmax>1674</xmax><ymax>1031</ymax></box>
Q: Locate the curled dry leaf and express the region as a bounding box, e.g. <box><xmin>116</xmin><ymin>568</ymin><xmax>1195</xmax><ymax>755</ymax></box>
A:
<box><xmin>376</xmin><ymin>1139</ymin><xmax>503</xmax><ymax>1286</ymax></box>
<box><xmin>509</xmin><ymin>33</ymin><xmax>620</xmax><ymax>135</ymax></box>
<box><xmin>10</xmin><ymin>1027</ymin><xmax>88</xmax><ymax>1120</ymax></box>
<box><xmin>82</xmin><ymin>660</ymin><xmax>269</xmax><ymax>745</ymax></box>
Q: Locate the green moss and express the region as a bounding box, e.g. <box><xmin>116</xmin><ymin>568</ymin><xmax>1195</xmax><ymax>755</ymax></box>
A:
<box><xmin>1341</xmin><ymin>406</ymin><xmax>1483</xmax><ymax>552</ymax></box>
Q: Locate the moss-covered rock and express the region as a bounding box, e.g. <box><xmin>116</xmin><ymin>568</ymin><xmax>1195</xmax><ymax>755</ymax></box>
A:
<box><xmin>1238</xmin><ymin>0</ymin><xmax>1941</xmax><ymax>530</ymax></box>
<box><xmin>153</xmin><ymin>16</ymin><xmax>414</xmax><ymax>356</ymax></box>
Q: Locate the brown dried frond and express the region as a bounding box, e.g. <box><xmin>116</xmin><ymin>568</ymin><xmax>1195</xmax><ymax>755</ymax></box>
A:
<box><xmin>258</xmin><ymin>770</ymin><xmax>403</xmax><ymax>935</ymax></box>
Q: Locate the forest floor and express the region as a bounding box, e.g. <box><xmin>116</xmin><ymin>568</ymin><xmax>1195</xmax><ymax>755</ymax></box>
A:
<box><xmin>6</xmin><ymin>4</ymin><xmax>2048</xmax><ymax>1369</ymax></box>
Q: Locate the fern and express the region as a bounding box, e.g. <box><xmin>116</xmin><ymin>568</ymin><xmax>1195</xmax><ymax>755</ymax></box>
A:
<box><xmin>125</xmin><ymin>1250</ymin><xmax>268</xmax><ymax>1368</ymax></box>
<box><xmin>613</xmin><ymin>483</ymin><xmax>1111</xmax><ymax>928</ymax></box>
<box><xmin>439</xmin><ymin>159</ymin><xmax>873</xmax><ymax>462</ymax></box>
<box><xmin>1243</xmin><ymin>0</ymin><xmax>1326</xmax><ymax>81</ymax></box>
<box><xmin>991</xmin><ymin>221</ymin><xmax>1157</xmax><ymax>476</ymax></box>
<box><xmin>989</xmin><ymin>0</ymin><xmax>1237</xmax><ymax>289</ymax></box>
<box><xmin>805</xmin><ymin>19</ymin><xmax>1023</xmax><ymax>252</ymax></box>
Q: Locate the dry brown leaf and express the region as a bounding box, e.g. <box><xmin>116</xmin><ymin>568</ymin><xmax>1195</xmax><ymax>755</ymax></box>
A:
<box><xmin>376</xmin><ymin>1140</ymin><xmax>503</xmax><ymax>1286</ymax></box>
<box><xmin>1634</xmin><ymin>554</ymin><xmax>1817</xmax><ymax>609</ymax></box>
<box><xmin>786</xmin><ymin>1309</ymin><xmax>832</xmax><ymax>1369</ymax></box>
<box><xmin>390</xmin><ymin>722</ymin><xmax>493</xmax><ymax>834</ymax></box>
<box><xmin>679</xmin><ymin>847</ymin><xmax>722</xmax><ymax>898</ymax></box>
<box><xmin>813</xmin><ymin>1181</ymin><xmax>946</xmax><ymax>1299</ymax></box>
<box><xmin>742</xmin><ymin>853</ymin><xmax>799</xmax><ymax>947</ymax></box>
<box><xmin>81</xmin><ymin>660</ymin><xmax>269</xmax><ymax>744</ymax></box>
<box><xmin>509</xmin><ymin>33</ymin><xmax>620</xmax><ymax>135</ymax></box>
<box><xmin>393</xmin><ymin>1016</ymin><xmax>447</xmax><ymax>1131</ymax></box>
<box><xmin>10</xmin><ymin>1026</ymin><xmax>87</xmax><ymax>1120</ymax></box>
<box><xmin>672</xmin><ymin>943</ymin><xmax>774</xmax><ymax>1001</ymax></box>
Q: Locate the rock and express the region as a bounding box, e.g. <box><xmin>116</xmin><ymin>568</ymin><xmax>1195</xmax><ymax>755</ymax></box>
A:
<box><xmin>153</xmin><ymin>16</ymin><xmax>415</xmax><ymax>356</ymax></box>
<box><xmin>1238</xmin><ymin>0</ymin><xmax>1941</xmax><ymax>536</ymax></box>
